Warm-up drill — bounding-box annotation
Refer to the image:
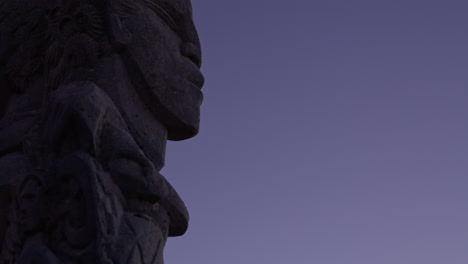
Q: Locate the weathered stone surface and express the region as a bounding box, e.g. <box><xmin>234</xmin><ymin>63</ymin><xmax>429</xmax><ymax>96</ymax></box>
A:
<box><xmin>0</xmin><ymin>0</ymin><xmax>203</xmax><ymax>263</ymax></box>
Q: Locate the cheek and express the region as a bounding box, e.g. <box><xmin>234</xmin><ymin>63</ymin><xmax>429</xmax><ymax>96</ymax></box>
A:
<box><xmin>127</xmin><ymin>12</ymin><xmax>183</xmax><ymax>62</ymax></box>
<box><xmin>125</xmin><ymin>14</ymin><xmax>186</xmax><ymax>87</ymax></box>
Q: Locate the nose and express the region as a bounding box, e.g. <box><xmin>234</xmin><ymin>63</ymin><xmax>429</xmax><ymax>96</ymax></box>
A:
<box><xmin>181</xmin><ymin>42</ymin><xmax>202</xmax><ymax>68</ymax></box>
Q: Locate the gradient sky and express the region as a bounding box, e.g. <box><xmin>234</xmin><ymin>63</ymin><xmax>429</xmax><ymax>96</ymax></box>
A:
<box><xmin>162</xmin><ymin>1</ymin><xmax>468</xmax><ymax>263</ymax></box>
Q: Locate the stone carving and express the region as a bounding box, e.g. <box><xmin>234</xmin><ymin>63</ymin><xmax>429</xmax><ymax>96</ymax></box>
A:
<box><xmin>0</xmin><ymin>0</ymin><xmax>204</xmax><ymax>263</ymax></box>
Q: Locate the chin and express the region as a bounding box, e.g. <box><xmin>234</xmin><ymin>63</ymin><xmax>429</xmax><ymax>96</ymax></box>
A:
<box><xmin>166</xmin><ymin>109</ymin><xmax>201</xmax><ymax>141</ymax></box>
<box><xmin>149</xmin><ymin>85</ymin><xmax>203</xmax><ymax>141</ymax></box>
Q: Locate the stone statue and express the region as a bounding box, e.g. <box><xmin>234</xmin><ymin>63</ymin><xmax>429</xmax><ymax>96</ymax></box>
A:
<box><xmin>0</xmin><ymin>0</ymin><xmax>204</xmax><ymax>263</ymax></box>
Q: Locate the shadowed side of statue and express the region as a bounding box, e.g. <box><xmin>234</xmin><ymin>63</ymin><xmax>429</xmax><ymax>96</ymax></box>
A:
<box><xmin>0</xmin><ymin>0</ymin><xmax>204</xmax><ymax>263</ymax></box>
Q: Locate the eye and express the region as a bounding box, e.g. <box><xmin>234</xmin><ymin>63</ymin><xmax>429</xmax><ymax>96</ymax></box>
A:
<box><xmin>144</xmin><ymin>1</ymin><xmax>179</xmax><ymax>32</ymax></box>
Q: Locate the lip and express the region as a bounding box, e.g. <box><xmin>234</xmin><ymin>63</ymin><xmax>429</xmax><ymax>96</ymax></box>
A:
<box><xmin>190</xmin><ymin>82</ymin><xmax>204</xmax><ymax>102</ymax></box>
<box><xmin>188</xmin><ymin>69</ymin><xmax>205</xmax><ymax>89</ymax></box>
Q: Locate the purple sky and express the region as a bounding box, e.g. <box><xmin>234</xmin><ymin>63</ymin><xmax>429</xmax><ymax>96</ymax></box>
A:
<box><xmin>162</xmin><ymin>1</ymin><xmax>468</xmax><ymax>263</ymax></box>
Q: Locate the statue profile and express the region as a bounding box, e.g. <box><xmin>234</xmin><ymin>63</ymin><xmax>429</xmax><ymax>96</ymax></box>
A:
<box><xmin>0</xmin><ymin>0</ymin><xmax>204</xmax><ymax>263</ymax></box>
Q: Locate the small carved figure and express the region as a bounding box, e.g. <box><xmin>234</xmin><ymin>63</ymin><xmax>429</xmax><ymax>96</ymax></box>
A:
<box><xmin>13</xmin><ymin>175</ymin><xmax>60</xmax><ymax>264</ymax></box>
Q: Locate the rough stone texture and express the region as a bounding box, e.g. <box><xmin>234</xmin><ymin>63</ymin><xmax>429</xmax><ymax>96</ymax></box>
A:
<box><xmin>0</xmin><ymin>0</ymin><xmax>203</xmax><ymax>263</ymax></box>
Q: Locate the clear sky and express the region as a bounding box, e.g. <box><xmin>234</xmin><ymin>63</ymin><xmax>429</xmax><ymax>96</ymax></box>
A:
<box><xmin>163</xmin><ymin>0</ymin><xmax>468</xmax><ymax>263</ymax></box>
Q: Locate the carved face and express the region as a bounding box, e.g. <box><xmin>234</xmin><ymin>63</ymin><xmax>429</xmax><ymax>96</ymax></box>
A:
<box><xmin>114</xmin><ymin>0</ymin><xmax>204</xmax><ymax>140</ymax></box>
